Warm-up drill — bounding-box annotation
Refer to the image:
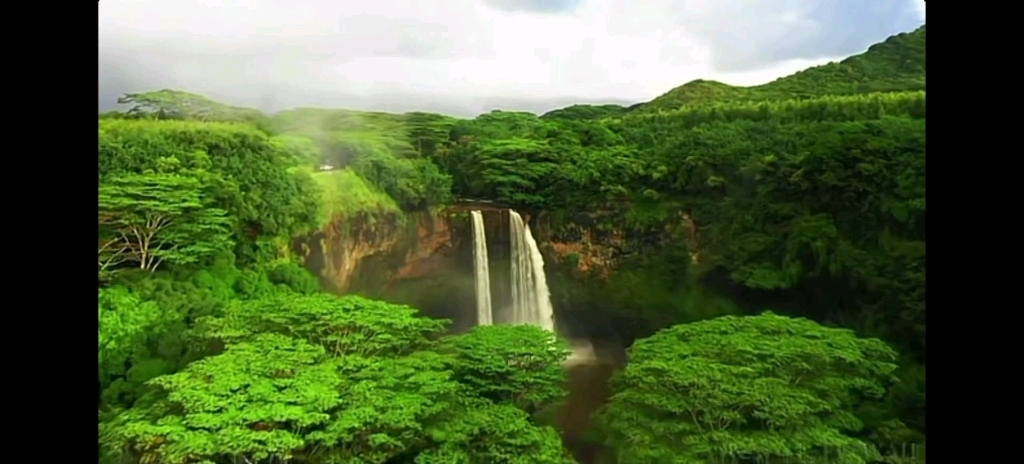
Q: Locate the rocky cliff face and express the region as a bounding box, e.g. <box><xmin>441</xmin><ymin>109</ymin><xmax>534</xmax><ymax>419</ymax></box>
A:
<box><xmin>393</xmin><ymin>214</ymin><xmax>454</xmax><ymax>281</ymax></box>
<box><xmin>295</xmin><ymin>203</ymin><xmax>705</xmax><ymax>299</ymax></box>
<box><xmin>543</xmin><ymin>224</ymin><xmax>624</xmax><ymax>280</ymax></box>
<box><xmin>535</xmin><ymin>209</ymin><xmax>704</xmax><ymax>280</ymax></box>
<box><xmin>294</xmin><ymin>210</ymin><xmax>461</xmax><ymax>295</ymax></box>
<box><xmin>293</xmin><ymin>202</ymin><xmax>713</xmax><ymax>346</ymax></box>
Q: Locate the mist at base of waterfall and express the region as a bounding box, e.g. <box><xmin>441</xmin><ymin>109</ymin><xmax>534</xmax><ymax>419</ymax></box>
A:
<box><xmin>563</xmin><ymin>339</ymin><xmax>600</xmax><ymax>367</ymax></box>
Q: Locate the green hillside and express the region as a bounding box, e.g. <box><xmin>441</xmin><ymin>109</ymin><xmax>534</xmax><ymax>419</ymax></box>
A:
<box><xmin>108</xmin><ymin>89</ymin><xmax>273</xmax><ymax>130</ymax></box>
<box><xmin>639</xmin><ymin>25</ymin><xmax>926</xmax><ymax>112</ymax></box>
<box><xmin>311</xmin><ymin>168</ymin><xmax>402</xmax><ymax>227</ymax></box>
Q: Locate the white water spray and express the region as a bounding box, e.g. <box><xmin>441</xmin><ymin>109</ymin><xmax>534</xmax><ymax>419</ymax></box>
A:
<box><xmin>470</xmin><ymin>210</ymin><xmax>493</xmax><ymax>325</ymax></box>
<box><xmin>563</xmin><ymin>339</ymin><xmax>599</xmax><ymax>367</ymax></box>
<box><xmin>509</xmin><ymin>210</ymin><xmax>555</xmax><ymax>331</ymax></box>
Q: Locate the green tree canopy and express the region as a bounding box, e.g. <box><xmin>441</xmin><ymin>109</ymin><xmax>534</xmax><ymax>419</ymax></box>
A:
<box><xmin>117</xmin><ymin>89</ymin><xmax>273</xmax><ymax>131</ymax></box>
<box><xmin>99</xmin><ymin>173</ymin><xmax>233</xmax><ymax>277</ymax></box>
<box><xmin>441</xmin><ymin>324</ymin><xmax>571</xmax><ymax>414</ymax></box>
<box><xmin>102</xmin><ymin>293</ymin><xmax>577</xmax><ymax>464</ymax></box>
<box><xmin>99</xmin><ymin>119</ymin><xmax>321</xmax><ymax>252</ymax></box>
<box><xmin>99</xmin><ymin>286</ymin><xmax>172</xmax><ymax>386</ymax></box>
<box><xmin>597</xmin><ymin>312</ymin><xmax>899</xmax><ymax>464</ymax></box>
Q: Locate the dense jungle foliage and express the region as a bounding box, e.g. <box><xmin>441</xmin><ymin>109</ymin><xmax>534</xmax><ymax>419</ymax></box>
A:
<box><xmin>99</xmin><ymin>25</ymin><xmax>925</xmax><ymax>464</ymax></box>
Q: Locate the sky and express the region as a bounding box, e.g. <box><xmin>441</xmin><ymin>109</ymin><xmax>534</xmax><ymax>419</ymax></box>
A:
<box><xmin>98</xmin><ymin>0</ymin><xmax>926</xmax><ymax>118</ymax></box>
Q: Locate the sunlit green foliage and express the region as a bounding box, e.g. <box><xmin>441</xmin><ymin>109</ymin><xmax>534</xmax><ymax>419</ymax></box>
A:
<box><xmin>598</xmin><ymin>313</ymin><xmax>900</xmax><ymax>464</ymax></box>
<box><xmin>312</xmin><ymin>168</ymin><xmax>402</xmax><ymax>227</ymax></box>
<box><xmin>99</xmin><ymin>173</ymin><xmax>233</xmax><ymax>277</ymax></box>
<box><xmin>419</xmin><ymin>400</ymin><xmax>576</xmax><ymax>464</ymax></box>
<box><xmin>101</xmin><ymin>334</ymin><xmax>339</xmax><ymax>463</ymax></box>
<box><xmin>99</xmin><ymin>286</ymin><xmax>172</xmax><ymax>386</ymax></box>
<box><xmin>442</xmin><ymin>324</ymin><xmax>570</xmax><ymax>414</ymax></box>
<box><xmin>197</xmin><ymin>293</ymin><xmax>449</xmax><ymax>356</ymax></box>
<box><xmin>102</xmin><ymin>291</ymin><xmax>577</xmax><ymax>464</ymax></box>
<box><xmin>99</xmin><ymin>256</ymin><xmax>246</xmax><ymax>411</ymax></box>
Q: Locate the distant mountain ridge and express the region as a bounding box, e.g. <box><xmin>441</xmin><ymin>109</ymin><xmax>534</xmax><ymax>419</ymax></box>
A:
<box><xmin>104</xmin><ymin>26</ymin><xmax>925</xmax><ymax>124</ymax></box>
<box><xmin>544</xmin><ymin>25</ymin><xmax>925</xmax><ymax>120</ymax></box>
<box><xmin>636</xmin><ymin>25</ymin><xmax>925</xmax><ymax>113</ymax></box>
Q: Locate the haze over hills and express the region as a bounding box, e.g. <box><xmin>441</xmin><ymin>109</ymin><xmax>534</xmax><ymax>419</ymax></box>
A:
<box><xmin>102</xmin><ymin>25</ymin><xmax>925</xmax><ymax>124</ymax></box>
<box><xmin>97</xmin><ymin>72</ymin><xmax>638</xmax><ymax>118</ymax></box>
<box><xmin>638</xmin><ymin>25</ymin><xmax>925</xmax><ymax>112</ymax></box>
<box><xmin>546</xmin><ymin>25</ymin><xmax>925</xmax><ymax>119</ymax></box>
<box><xmin>99</xmin><ymin>0</ymin><xmax>925</xmax><ymax>117</ymax></box>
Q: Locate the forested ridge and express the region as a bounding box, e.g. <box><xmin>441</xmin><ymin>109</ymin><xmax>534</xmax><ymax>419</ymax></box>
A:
<box><xmin>99</xmin><ymin>25</ymin><xmax>925</xmax><ymax>464</ymax></box>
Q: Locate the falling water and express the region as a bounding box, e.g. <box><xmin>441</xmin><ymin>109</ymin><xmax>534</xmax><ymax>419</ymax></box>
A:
<box><xmin>470</xmin><ymin>210</ymin><xmax>493</xmax><ymax>325</ymax></box>
<box><xmin>509</xmin><ymin>210</ymin><xmax>555</xmax><ymax>331</ymax></box>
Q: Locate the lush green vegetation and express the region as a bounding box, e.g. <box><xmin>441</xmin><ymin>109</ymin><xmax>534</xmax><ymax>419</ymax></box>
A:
<box><xmin>98</xmin><ymin>114</ymin><xmax>574</xmax><ymax>463</ymax></box>
<box><xmin>639</xmin><ymin>26</ymin><xmax>926</xmax><ymax>112</ymax></box>
<box><xmin>101</xmin><ymin>293</ymin><xmax>574</xmax><ymax>464</ymax></box>
<box><xmin>311</xmin><ymin>169</ymin><xmax>402</xmax><ymax>227</ymax></box>
<box><xmin>99</xmin><ymin>25</ymin><xmax>925</xmax><ymax>464</ymax></box>
<box><xmin>111</xmin><ymin>89</ymin><xmax>274</xmax><ymax>131</ymax></box>
<box><xmin>598</xmin><ymin>313</ymin><xmax>902</xmax><ymax>464</ymax></box>
<box><xmin>270</xmin><ymin>108</ymin><xmax>455</xmax><ymax>210</ymax></box>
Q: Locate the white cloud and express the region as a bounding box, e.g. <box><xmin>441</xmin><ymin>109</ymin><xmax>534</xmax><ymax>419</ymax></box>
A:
<box><xmin>98</xmin><ymin>0</ymin><xmax>925</xmax><ymax>115</ymax></box>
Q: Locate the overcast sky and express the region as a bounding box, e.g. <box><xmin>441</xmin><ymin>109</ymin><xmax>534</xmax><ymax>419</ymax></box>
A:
<box><xmin>98</xmin><ymin>0</ymin><xmax>926</xmax><ymax>117</ymax></box>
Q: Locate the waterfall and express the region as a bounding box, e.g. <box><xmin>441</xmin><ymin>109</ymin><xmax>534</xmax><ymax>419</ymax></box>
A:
<box><xmin>470</xmin><ymin>210</ymin><xmax>493</xmax><ymax>325</ymax></box>
<box><xmin>509</xmin><ymin>210</ymin><xmax>555</xmax><ymax>331</ymax></box>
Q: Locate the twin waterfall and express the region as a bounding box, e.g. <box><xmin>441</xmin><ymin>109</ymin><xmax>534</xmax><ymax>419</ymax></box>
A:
<box><xmin>509</xmin><ymin>211</ymin><xmax>555</xmax><ymax>331</ymax></box>
<box><xmin>470</xmin><ymin>209</ymin><xmax>554</xmax><ymax>331</ymax></box>
<box><xmin>470</xmin><ymin>211</ymin><xmax>493</xmax><ymax>326</ymax></box>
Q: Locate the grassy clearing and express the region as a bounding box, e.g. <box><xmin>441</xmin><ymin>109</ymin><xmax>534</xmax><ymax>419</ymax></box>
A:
<box><xmin>312</xmin><ymin>169</ymin><xmax>401</xmax><ymax>227</ymax></box>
